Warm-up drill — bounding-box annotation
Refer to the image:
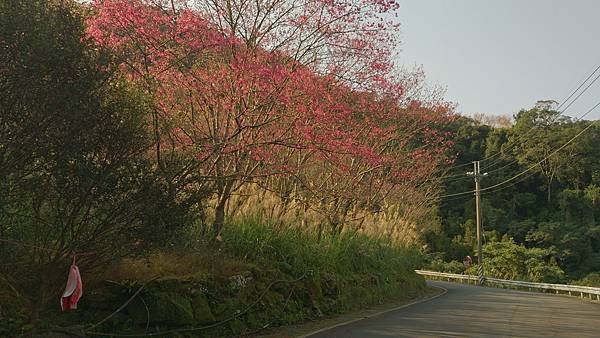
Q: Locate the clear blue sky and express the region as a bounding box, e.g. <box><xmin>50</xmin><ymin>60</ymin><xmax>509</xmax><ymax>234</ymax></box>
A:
<box><xmin>395</xmin><ymin>0</ymin><xmax>600</xmax><ymax>120</ymax></box>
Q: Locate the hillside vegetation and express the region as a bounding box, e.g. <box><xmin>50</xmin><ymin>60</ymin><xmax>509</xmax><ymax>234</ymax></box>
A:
<box><xmin>0</xmin><ymin>0</ymin><xmax>447</xmax><ymax>335</ymax></box>
<box><xmin>428</xmin><ymin>109</ymin><xmax>600</xmax><ymax>285</ymax></box>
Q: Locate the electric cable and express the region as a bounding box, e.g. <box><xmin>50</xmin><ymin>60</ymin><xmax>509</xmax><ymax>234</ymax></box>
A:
<box><xmin>438</xmin><ymin>99</ymin><xmax>600</xmax><ymax>199</ymax></box>
<box><xmin>479</xmin><ymin>64</ymin><xmax>600</xmax><ymax>171</ymax></box>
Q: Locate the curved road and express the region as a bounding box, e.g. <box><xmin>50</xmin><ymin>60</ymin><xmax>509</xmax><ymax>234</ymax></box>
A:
<box><xmin>308</xmin><ymin>281</ymin><xmax>600</xmax><ymax>338</ymax></box>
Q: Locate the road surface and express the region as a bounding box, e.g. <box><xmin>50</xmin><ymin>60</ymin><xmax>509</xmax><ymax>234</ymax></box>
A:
<box><xmin>308</xmin><ymin>281</ymin><xmax>599</xmax><ymax>338</ymax></box>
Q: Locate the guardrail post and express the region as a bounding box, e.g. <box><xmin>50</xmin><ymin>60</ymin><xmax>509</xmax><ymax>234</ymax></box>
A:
<box><xmin>477</xmin><ymin>264</ymin><xmax>485</xmax><ymax>286</ymax></box>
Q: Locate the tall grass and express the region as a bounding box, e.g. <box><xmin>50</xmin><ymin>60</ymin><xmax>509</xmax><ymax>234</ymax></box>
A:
<box><xmin>222</xmin><ymin>183</ymin><xmax>438</xmax><ymax>246</ymax></box>
<box><xmin>221</xmin><ymin>215</ymin><xmax>423</xmax><ymax>278</ymax></box>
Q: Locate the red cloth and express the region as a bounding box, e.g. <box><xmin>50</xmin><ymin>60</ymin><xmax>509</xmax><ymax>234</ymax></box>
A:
<box><xmin>61</xmin><ymin>264</ymin><xmax>82</xmax><ymax>310</ymax></box>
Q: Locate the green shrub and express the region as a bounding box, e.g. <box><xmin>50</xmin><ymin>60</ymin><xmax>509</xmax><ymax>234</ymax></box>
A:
<box><xmin>463</xmin><ymin>237</ymin><xmax>565</xmax><ymax>283</ymax></box>
<box><xmin>574</xmin><ymin>272</ymin><xmax>600</xmax><ymax>287</ymax></box>
<box><xmin>428</xmin><ymin>259</ymin><xmax>466</xmax><ymax>274</ymax></box>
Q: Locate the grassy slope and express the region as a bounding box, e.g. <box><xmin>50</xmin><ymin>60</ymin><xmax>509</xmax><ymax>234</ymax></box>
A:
<box><xmin>11</xmin><ymin>217</ymin><xmax>428</xmax><ymax>337</ymax></box>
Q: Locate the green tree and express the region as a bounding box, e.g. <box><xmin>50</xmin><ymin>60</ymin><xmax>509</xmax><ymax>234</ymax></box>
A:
<box><xmin>0</xmin><ymin>0</ymin><xmax>201</xmax><ymax>320</ymax></box>
<box><xmin>508</xmin><ymin>108</ymin><xmax>574</xmax><ymax>202</ymax></box>
<box><xmin>433</xmin><ymin>104</ymin><xmax>600</xmax><ymax>283</ymax></box>
<box><xmin>466</xmin><ymin>237</ymin><xmax>564</xmax><ymax>283</ymax></box>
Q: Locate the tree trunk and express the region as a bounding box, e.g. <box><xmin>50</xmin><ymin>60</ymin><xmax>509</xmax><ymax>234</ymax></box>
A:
<box><xmin>212</xmin><ymin>180</ymin><xmax>234</xmax><ymax>239</ymax></box>
<box><xmin>213</xmin><ymin>199</ymin><xmax>226</xmax><ymax>239</ymax></box>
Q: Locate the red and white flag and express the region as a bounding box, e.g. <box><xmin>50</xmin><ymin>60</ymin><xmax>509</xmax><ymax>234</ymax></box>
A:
<box><xmin>61</xmin><ymin>261</ymin><xmax>82</xmax><ymax>311</ymax></box>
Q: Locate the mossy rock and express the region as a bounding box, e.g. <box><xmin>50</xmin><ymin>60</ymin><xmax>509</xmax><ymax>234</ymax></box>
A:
<box><xmin>80</xmin><ymin>290</ymin><xmax>127</xmax><ymax>312</ymax></box>
<box><xmin>244</xmin><ymin>311</ymin><xmax>265</xmax><ymax>328</ymax></box>
<box><xmin>125</xmin><ymin>297</ymin><xmax>152</xmax><ymax>324</ymax></box>
<box><xmin>128</xmin><ymin>292</ymin><xmax>195</xmax><ymax>326</ymax></box>
<box><xmin>212</xmin><ymin>298</ymin><xmax>238</xmax><ymax>319</ymax></box>
<box><xmin>191</xmin><ymin>293</ymin><xmax>216</xmax><ymax>324</ymax></box>
<box><xmin>228</xmin><ymin>318</ymin><xmax>247</xmax><ymax>334</ymax></box>
<box><xmin>152</xmin><ymin>277</ymin><xmax>188</xmax><ymax>292</ymax></box>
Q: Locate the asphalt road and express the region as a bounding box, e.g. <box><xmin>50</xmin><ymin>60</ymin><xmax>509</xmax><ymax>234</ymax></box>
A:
<box><xmin>308</xmin><ymin>281</ymin><xmax>600</xmax><ymax>338</ymax></box>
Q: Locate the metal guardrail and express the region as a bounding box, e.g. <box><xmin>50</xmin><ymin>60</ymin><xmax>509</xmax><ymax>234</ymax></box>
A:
<box><xmin>415</xmin><ymin>270</ymin><xmax>600</xmax><ymax>303</ymax></box>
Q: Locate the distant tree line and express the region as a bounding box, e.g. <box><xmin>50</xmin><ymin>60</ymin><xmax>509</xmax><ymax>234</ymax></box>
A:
<box><xmin>429</xmin><ymin>107</ymin><xmax>600</xmax><ymax>285</ymax></box>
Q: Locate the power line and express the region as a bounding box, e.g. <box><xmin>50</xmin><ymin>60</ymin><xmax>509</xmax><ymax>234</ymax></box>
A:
<box><xmin>436</xmin><ymin>64</ymin><xmax>599</xmax><ymax>183</ymax></box>
<box><xmin>440</xmin><ymin>156</ymin><xmax>541</xmax><ymax>197</ymax></box>
<box><xmin>479</xmin><ymin>64</ymin><xmax>600</xmax><ymax>171</ymax></box>
<box><xmin>480</xmin><ymin>168</ymin><xmax>538</xmax><ymax>196</ymax></box>
<box><xmin>438</xmin><ymin>186</ymin><xmax>478</xmax><ymax>199</ymax></box>
<box><xmin>473</xmin><ymin>97</ymin><xmax>600</xmax><ymax>180</ymax></box>
<box><xmin>577</xmin><ymin>99</ymin><xmax>600</xmax><ymax>121</ymax></box>
<box><xmin>437</xmin><ymin>192</ymin><xmax>477</xmax><ymax>206</ymax></box>
<box><xmin>556</xmin><ymin>64</ymin><xmax>600</xmax><ymax>111</ymax></box>
<box><xmin>432</xmin><ymin>63</ymin><xmax>600</xmax><ymax>188</ymax></box>
<box><xmin>442</xmin><ymin>158</ymin><xmax>519</xmax><ymax>184</ymax></box>
<box><xmin>480</xmin><ymin>121</ymin><xmax>596</xmax><ymax>194</ymax></box>
<box><xmin>439</xmin><ymin>99</ymin><xmax>600</xmax><ymax>199</ymax></box>
<box><xmin>557</xmin><ymin>67</ymin><xmax>600</xmax><ymax>113</ymax></box>
<box><xmin>433</xmin><ymin>160</ymin><xmax>483</xmax><ymax>179</ymax></box>
<box><xmin>481</xmin><ymin>159</ymin><xmax>519</xmax><ymax>176</ymax></box>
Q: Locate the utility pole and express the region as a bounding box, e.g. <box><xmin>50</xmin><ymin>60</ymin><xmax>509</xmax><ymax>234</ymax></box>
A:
<box><xmin>467</xmin><ymin>161</ymin><xmax>486</xmax><ymax>285</ymax></box>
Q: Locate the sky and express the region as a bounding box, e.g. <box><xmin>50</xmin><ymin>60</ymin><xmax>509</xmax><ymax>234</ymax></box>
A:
<box><xmin>394</xmin><ymin>0</ymin><xmax>600</xmax><ymax>120</ymax></box>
